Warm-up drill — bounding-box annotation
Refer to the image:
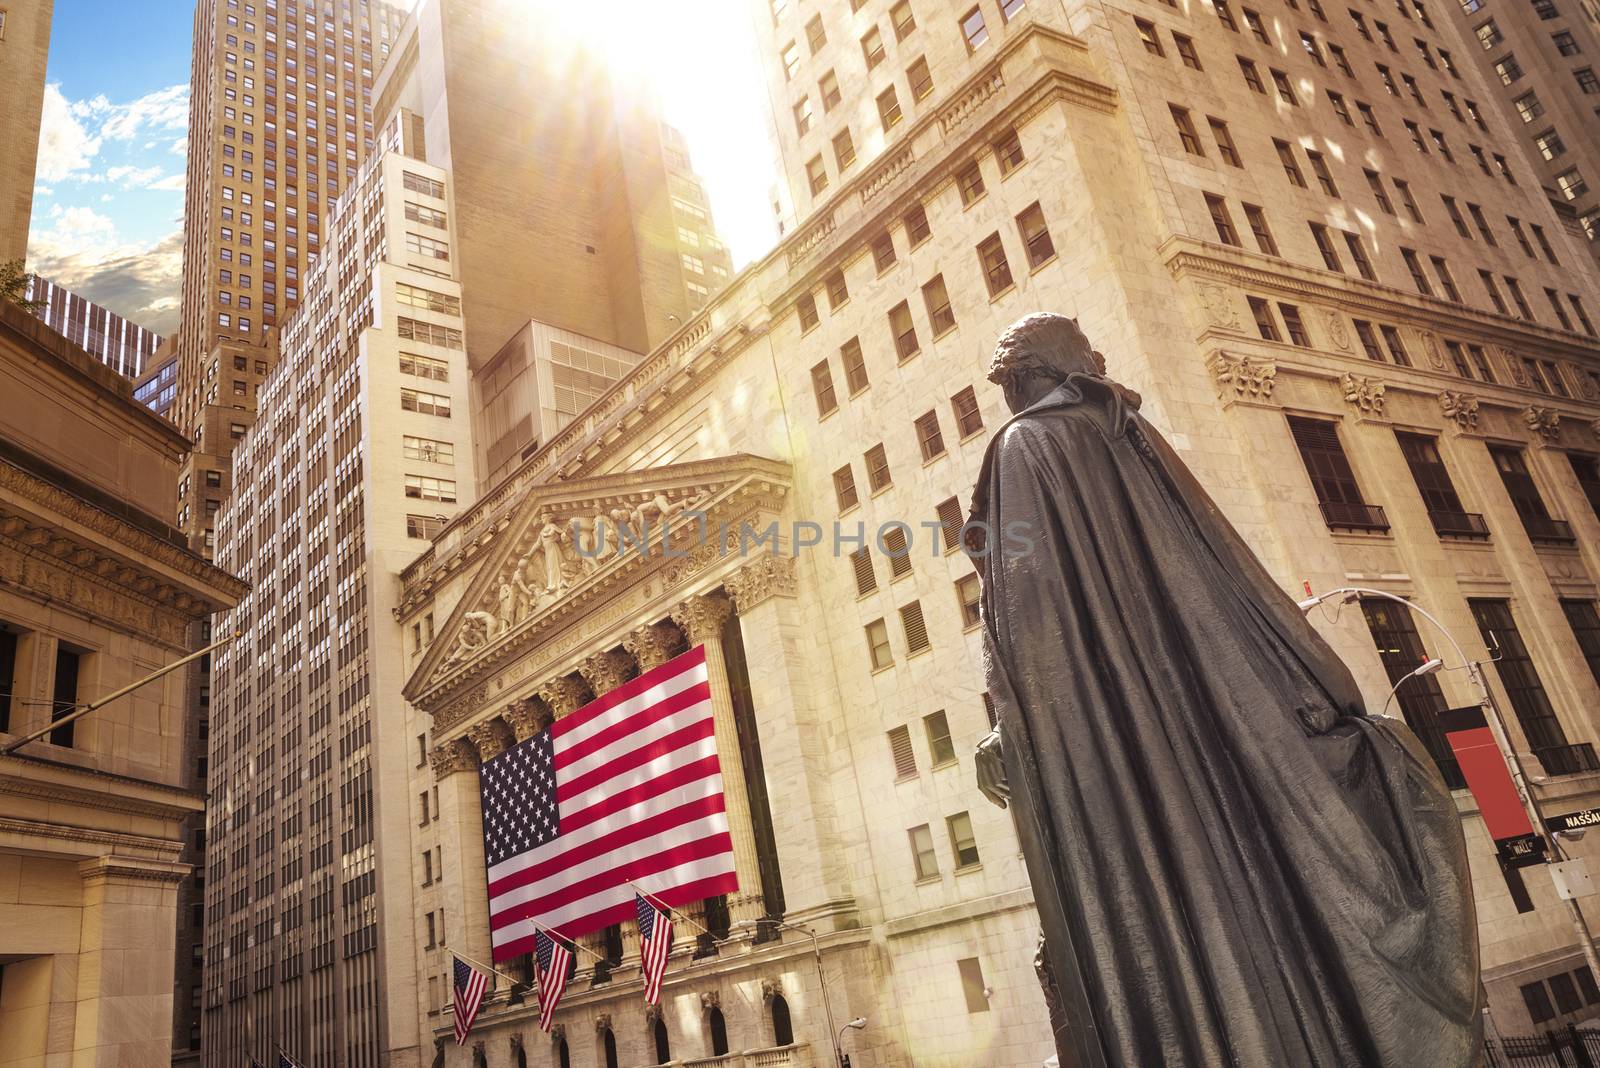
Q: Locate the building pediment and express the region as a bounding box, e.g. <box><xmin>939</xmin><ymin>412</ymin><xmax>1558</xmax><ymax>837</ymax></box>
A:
<box><xmin>403</xmin><ymin>454</ymin><xmax>790</xmax><ymax>711</ymax></box>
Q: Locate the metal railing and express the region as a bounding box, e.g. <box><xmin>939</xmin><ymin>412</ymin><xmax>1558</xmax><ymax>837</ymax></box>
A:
<box><xmin>1319</xmin><ymin>500</ymin><xmax>1391</xmax><ymax>533</ymax></box>
<box><xmin>1522</xmin><ymin>516</ymin><xmax>1578</xmax><ymax>547</ymax></box>
<box><xmin>1428</xmin><ymin>509</ymin><xmax>1491</xmax><ymax>539</ymax></box>
<box><xmin>1486</xmin><ymin>1025</ymin><xmax>1600</xmax><ymax>1067</ymax></box>
<box><xmin>1534</xmin><ymin>743</ymin><xmax>1600</xmax><ymax>777</ymax></box>
<box><xmin>653</xmin><ymin>1044</ymin><xmax>814</xmax><ymax>1068</ymax></box>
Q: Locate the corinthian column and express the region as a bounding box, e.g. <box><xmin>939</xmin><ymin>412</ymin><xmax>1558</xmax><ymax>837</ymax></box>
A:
<box><xmin>671</xmin><ymin>592</ymin><xmax>763</xmax><ymax>922</ymax></box>
<box><xmin>431</xmin><ymin>739</ymin><xmax>495</xmax><ymax>978</ymax></box>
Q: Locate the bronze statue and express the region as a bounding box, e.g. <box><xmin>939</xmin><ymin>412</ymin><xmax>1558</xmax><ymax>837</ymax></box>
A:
<box><xmin>970</xmin><ymin>314</ymin><xmax>1480</xmax><ymax>1067</ymax></box>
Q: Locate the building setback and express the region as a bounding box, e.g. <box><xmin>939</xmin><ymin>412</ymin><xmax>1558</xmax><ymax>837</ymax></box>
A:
<box><xmin>25</xmin><ymin>274</ymin><xmax>164</xmax><ymax>379</ymax></box>
<box><xmin>135</xmin><ymin>338</ymin><xmax>181</xmax><ymax>420</ymax></box>
<box><xmin>0</xmin><ymin>0</ymin><xmax>51</xmax><ymax>266</ymax></box>
<box><xmin>1446</xmin><ymin>0</ymin><xmax>1600</xmax><ymax>264</ymax></box>
<box><xmin>392</xmin><ymin>0</ymin><xmax>1600</xmax><ymax>1063</ymax></box>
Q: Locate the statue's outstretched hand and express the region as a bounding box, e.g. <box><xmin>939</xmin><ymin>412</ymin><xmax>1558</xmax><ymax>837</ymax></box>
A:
<box><xmin>976</xmin><ymin>726</ymin><xmax>1009</xmax><ymax>809</ymax></box>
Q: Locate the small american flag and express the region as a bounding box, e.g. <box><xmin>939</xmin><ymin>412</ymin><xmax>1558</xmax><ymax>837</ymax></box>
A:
<box><xmin>452</xmin><ymin>957</ymin><xmax>488</xmax><ymax>1045</ymax></box>
<box><xmin>534</xmin><ymin>928</ymin><xmax>575</xmax><ymax>1032</ymax></box>
<box><xmin>480</xmin><ymin>645</ymin><xmax>737</xmax><ymax>959</ymax></box>
<box><xmin>636</xmin><ymin>894</ymin><xmax>674</xmax><ymax>1005</ymax></box>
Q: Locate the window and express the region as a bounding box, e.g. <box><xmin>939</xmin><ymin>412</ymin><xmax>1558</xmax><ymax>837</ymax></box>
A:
<box><xmin>405</xmin><ymin>232</ymin><xmax>449</xmax><ymax>260</ymax></box>
<box><xmin>1563</xmin><ymin>600</ymin><xmax>1600</xmax><ymax>689</ymax></box>
<box><xmin>49</xmin><ymin>646</ymin><xmax>81</xmax><ymax>747</ymax></box>
<box><xmin>403</xmin><ymin>171</ymin><xmax>444</xmax><ymax>197</ymax></box>
<box><xmin>1306</xmin><ymin>151</ymin><xmax>1339</xmax><ymax>196</ymax></box>
<box><xmin>916</xmin><ymin>411</ymin><xmax>946</xmax><ymax>460</ymax></box>
<box><xmin>923</xmin><ymin>275</ymin><xmax>955</xmax><ymax>333</ymax></box>
<box><xmin>889</xmin><ymin>302</ymin><xmax>919</xmax><ymax>361</ymax></box>
<box><xmin>1239</xmin><ymin>56</ymin><xmax>1265</xmax><ymax>92</ymax></box>
<box><xmin>797</xmin><ymin>292</ymin><xmax>820</xmax><ymax>332</ymax></box>
<box><xmin>1470</xmin><ymin>599</ymin><xmax>1578</xmax><ymax>768</ymax></box>
<box><xmin>404</xmin><ymin>475</ymin><xmax>457</xmax><ymax>503</ymax></box>
<box><xmin>1357</xmin><ymin>101</ymin><xmax>1382</xmax><ymax>136</ymax></box>
<box><xmin>1378</xmin><ymin>325</ymin><xmax>1409</xmax><ymax>366</ymax></box>
<box><xmin>1136</xmin><ymin>17</ymin><xmax>1164</xmax><ymax>55</ymax></box>
<box><xmin>395</xmin><ymin>282</ymin><xmax>460</xmax><ymax>315</ymax></box>
<box><xmin>826</xmin><ymin>269</ymin><xmax>849</xmax><ymax>309</ymax></box>
<box><xmin>792</xmin><ymin>96</ymin><xmax>813</xmax><ymax>136</ymax></box>
<box><xmin>834</xmin><ymin>465</ymin><xmax>859</xmax><ymax>511</ymax></box>
<box><xmin>877</xmin><ymin>86</ymin><xmax>902</xmax><ymax>130</ymax></box>
<box><xmin>1242</xmin><ymin>204</ymin><xmax>1278</xmax><ymax>255</ymax></box>
<box><xmin>961</xmin><ymin>6</ymin><xmax>989</xmax><ymax>50</ymax></box>
<box><xmin>1531</xmin><ymin>224</ymin><xmax>1559</xmax><ymax>265</ymax></box>
<box><xmin>1310</xmin><ymin>222</ymin><xmax>1342</xmax><ymax>271</ymax></box>
<box><xmin>400</xmin><ymin>388</ymin><xmax>451</xmax><ymax>417</ymax></box>
<box><xmin>1328</xmin><ymin>90</ymin><xmax>1353</xmax><ymax>125</ymax></box>
<box><xmin>806</xmin><ymin>154</ymin><xmax>828</xmax><ymax>196</ymax></box>
<box><xmin>781</xmin><ymin>40</ymin><xmax>801</xmax><ymax>79</ymax></box>
<box><xmin>1492</xmin><ymin>446</ymin><xmax>1574</xmax><ymax>547</ymax></box>
<box><xmin>936</xmin><ymin>496</ymin><xmax>965</xmax><ymax>552</ymax></box>
<box><xmin>978</xmin><ymin>233</ymin><xmax>1014</xmax><ymax>295</ymax></box>
<box><xmin>1365</xmin><ymin>170</ymin><xmax>1394</xmax><ymax>215</ymax></box>
<box><xmin>1016</xmin><ymin>203</ymin><xmax>1055</xmax><ymax>267</ymax></box>
<box><xmin>947</xmin><ymin>812</ymin><xmax>980</xmax><ymax>867</ymax></box>
<box><xmin>1361</xmin><ymin>597</ymin><xmax>1461</xmax><ymax>785</ymax></box>
<box><xmin>1208</xmin><ymin>118</ymin><xmax>1241</xmax><ymax>167</ymax></box>
<box><xmin>994</xmin><ymin>128</ymin><xmax>1026</xmax><ymax>175</ymax></box>
<box><xmin>1467</xmin><ymin>344</ymin><xmax>1495</xmax><ymax>382</ymax></box>
<box><xmin>888</xmin><ymin>725</ymin><xmax>917</xmax><ymax>778</ymax></box>
<box><xmin>1554</xmin><ymin>30</ymin><xmax>1580</xmax><ymax>55</ymax></box>
<box><xmin>841</xmin><ymin>337</ymin><xmax>869</xmax><ymax>392</ymax></box>
<box><xmin>1300</xmin><ymin>29</ymin><xmax>1323</xmax><ymax>62</ymax></box>
<box><xmin>958</xmin><ymin>958</ymin><xmax>990</xmax><ymax>1013</ymax></box>
<box><xmin>901</xmin><ymin>600</ymin><xmax>930</xmax><ymax>652</ymax></box>
<box><xmin>403</xmin><ymin>436</ymin><xmax>454</xmax><ymax>463</ymax></box>
<box><xmin>1171</xmin><ymin>106</ymin><xmax>1204</xmax><ymax>155</ymax></box>
<box><xmin>820</xmin><ymin>69</ymin><xmax>841</xmax><ymax>111</ymax></box>
<box><xmin>1215</xmin><ymin>0</ymin><xmax>1240</xmax><ymax>30</ymax></box>
<box><xmin>407</xmin><ymin>514</ymin><xmax>445</xmax><ymax>540</ymax></box>
<box><xmin>1206</xmin><ymin>194</ymin><xmax>1239</xmax><ymax>246</ymax></box>
<box><xmin>957</xmin><ymin>160</ymin><xmax>986</xmax><ymax>205</ymax></box>
<box><xmin>1396</xmin><ymin>432</ymin><xmax>1483</xmax><ymax>539</ymax></box>
<box><xmin>1577</xmin><ymin>68</ymin><xmax>1600</xmax><ymax>94</ymax></box>
<box><xmin>832</xmin><ymin>128</ymin><xmax>856</xmax><ymax>170</ymax></box>
<box><xmin>1271</xmin><ymin>68</ymin><xmax>1298</xmax><ymax>104</ymax></box>
<box><xmin>955</xmin><ymin>573</ymin><xmax>982</xmax><ymax>628</ymax></box>
<box><xmin>1401</xmin><ymin>249</ymin><xmax>1431</xmax><ymax>295</ymax></box>
<box><xmin>925</xmin><ymin>710</ymin><xmax>957</xmax><ymax>764</ymax></box>
<box><xmin>909</xmin><ymin>824</ymin><xmax>937</xmax><ymax>877</ymax></box>
<box><xmin>811</xmin><ymin>361</ymin><xmax>838</xmax><ymax>416</ymax></box>
<box><xmin>1175</xmin><ymin>33</ymin><xmax>1203</xmax><ymax>68</ymax></box>
<box><xmin>1505</xmin><ymin>277</ymin><xmax>1534</xmax><ymax>321</ymax></box>
<box><xmin>892</xmin><ymin>0</ymin><xmax>917</xmax><ymax>39</ymax></box>
<box><xmin>1329</xmin><ymin>42</ymin><xmax>1353</xmax><ymax>75</ymax></box>
<box><xmin>1248</xmin><ymin>296</ymin><xmax>1281</xmax><ymax>341</ymax></box>
<box><xmin>1523</xmin><ymin>982</ymin><xmax>1558</xmax><ymax>1026</ymax></box>
<box><xmin>1002</xmin><ymin>0</ymin><xmax>1027</xmax><ymax>16</ymax></box>
<box><xmin>1557</xmin><ymin>168</ymin><xmax>1588</xmax><ymax>201</ymax></box>
<box><xmin>905</xmin><ymin>203</ymin><xmax>931</xmax><ymax>246</ymax></box>
<box><xmin>869</xmin><ymin>232</ymin><xmax>899</xmax><ymax>275</ymax></box>
<box><xmin>1343</xmin><ymin>231</ymin><xmax>1376</xmax><ymax>280</ymax></box>
<box><xmin>1279</xmin><ymin>303</ymin><xmax>1311</xmax><ymax>346</ymax></box>
<box><xmin>866</xmin><ymin>442</ymin><xmax>892</xmax><ymax>491</ymax></box>
<box><xmin>1494</xmin><ymin>54</ymin><xmax>1523</xmax><ymax>84</ymax></box>
<box><xmin>1288</xmin><ymin>416</ymin><xmax>1387</xmax><ymax>531</ymax></box>
<box><xmin>398</xmin><ymin>317</ymin><xmax>463</xmax><ymax>349</ymax></box>
<box><xmin>942</xmin><ymin>388</ymin><xmax>982</xmax><ymax>441</ymax></box>
<box><xmin>1429</xmin><ymin>256</ymin><xmax>1461</xmax><ymax>302</ymax></box>
<box><xmin>908</xmin><ymin>56</ymin><xmax>934</xmax><ymax>99</ymax></box>
<box><xmin>1275</xmin><ymin>140</ymin><xmax>1306</xmax><ymax>187</ymax></box>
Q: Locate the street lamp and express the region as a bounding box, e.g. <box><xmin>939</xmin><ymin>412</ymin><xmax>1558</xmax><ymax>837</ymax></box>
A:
<box><xmin>730</xmin><ymin>918</ymin><xmax>846</xmax><ymax>1067</ymax></box>
<box><xmin>1381</xmin><ymin>657</ymin><xmax>1443</xmax><ymax>718</ymax></box>
<box><xmin>1299</xmin><ymin>585</ymin><xmax>1600</xmax><ymax>981</ymax></box>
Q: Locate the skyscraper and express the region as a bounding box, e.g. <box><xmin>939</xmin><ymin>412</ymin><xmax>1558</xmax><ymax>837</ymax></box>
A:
<box><xmin>397</xmin><ymin>0</ymin><xmax>1600</xmax><ymax>1059</ymax></box>
<box><xmin>25</xmin><ymin>273</ymin><xmax>164</xmax><ymax>378</ymax></box>
<box><xmin>1446</xmin><ymin>0</ymin><xmax>1600</xmax><ymax>264</ymax></box>
<box><xmin>0</xmin><ymin>0</ymin><xmax>51</xmax><ymax>266</ymax></box>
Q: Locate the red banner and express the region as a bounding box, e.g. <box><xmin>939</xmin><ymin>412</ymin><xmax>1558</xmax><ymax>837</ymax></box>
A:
<box><xmin>1441</xmin><ymin>706</ymin><xmax>1533</xmax><ymax>842</ymax></box>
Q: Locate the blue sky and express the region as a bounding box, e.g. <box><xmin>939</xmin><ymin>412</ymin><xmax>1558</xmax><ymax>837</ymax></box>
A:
<box><xmin>26</xmin><ymin>1</ymin><xmax>197</xmax><ymax>335</ymax></box>
<box><xmin>27</xmin><ymin>0</ymin><xmax>782</xmax><ymax>340</ymax></box>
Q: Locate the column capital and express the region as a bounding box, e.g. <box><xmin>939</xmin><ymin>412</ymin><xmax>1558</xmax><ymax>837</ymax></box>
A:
<box><xmin>430</xmin><ymin>738</ymin><xmax>479</xmax><ymax>779</ymax></box>
<box><xmin>538</xmin><ymin>676</ymin><xmax>590</xmax><ymax>719</ymax></box>
<box><xmin>724</xmin><ymin>554</ymin><xmax>798</xmax><ymax>614</ymax></box>
<box><xmin>623</xmin><ymin>621</ymin><xmax>687</xmax><ymax>672</ymax></box>
<box><xmin>671</xmin><ymin>591</ymin><xmax>734</xmax><ymax>645</ymax></box>
<box><xmin>467</xmin><ymin>718</ymin><xmax>514</xmax><ymax>762</ymax></box>
<box><xmin>1525</xmin><ymin>405</ymin><xmax>1563</xmax><ymax>447</ymax></box>
<box><xmin>580</xmin><ymin>649</ymin><xmax>634</xmax><ymax>696</ymax></box>
<box><xmin>505</xmin><ymin>697</ymin><xmax>552</xmax><ymax>742</ymax></box>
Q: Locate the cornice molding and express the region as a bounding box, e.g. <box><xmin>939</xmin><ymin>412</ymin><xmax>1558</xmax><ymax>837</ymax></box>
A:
<box><xmin>0</xmin><ymin>754</ymin><xmax>204</xmax><ymax>821</ymax></box>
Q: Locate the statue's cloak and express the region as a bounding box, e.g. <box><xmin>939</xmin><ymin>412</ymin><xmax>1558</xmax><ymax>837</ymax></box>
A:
<box><xmin>972</xmin><ymin>375</ymin><xmax>1480</xmax><ymax>1068</ymax></box>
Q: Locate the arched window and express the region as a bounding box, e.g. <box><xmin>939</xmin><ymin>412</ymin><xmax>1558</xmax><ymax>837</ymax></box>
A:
<box><xmin>771</xmin><ymin>994</ymin><xmax>794</xmax><ymax>1046</ymax></box>
<box><xmin>601</xmin><ymin>1028</ymin><xmax>619</xmax><ymax>1068</ymax></box>
<box><xmin>555</xmin><ymin>1038</ymin><xmax>569</xmax><ymax>1068</ymax></box>
<box><xmin>653</xmin><ymin>1017</ymin><xmax>671</xmax><ymax>1064</ymax></box>
<box><xmin>513</xmin><ymin>1041</ymin><xmax>527</xmax><ymax>1068</ymax></box>
<box><xmin>709</xmin><ymin>1007</ymin><xmax>729</xmax><ymax>1056</ymax></box>
<box><xmin>471</xmin><ymin>1046</ymin><xmax>487</xmax><ymax>1068</ymax></box>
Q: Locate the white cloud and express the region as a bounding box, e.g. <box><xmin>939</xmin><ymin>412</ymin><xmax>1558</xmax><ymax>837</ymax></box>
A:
<box><xmin>103</xmin><ymin>164</ymin><xmax>169</xmax><ymax>189</ymax></box>
<box><xmin>75</xmin><ymin>84</ymin><xmax>190</xmax><ymax>142</ymax></box>
<box><xmin>149</xmin><ymin>173</ymin><xmax>186</xmax><ymax>192</ymax></box>
<box><xmin>36</xmin><ymin>84</ymin><xmax>103</xmax><ymax>184</ymax></box>
<box><xmin>169</xmin><ymin>136</ymin><xmax>188</xmax><ymax>157</ymax></box>
<box><xmin>27</xmin><ymin>212</ymin><xmax>183</xmax><ymax>335</ymax></box>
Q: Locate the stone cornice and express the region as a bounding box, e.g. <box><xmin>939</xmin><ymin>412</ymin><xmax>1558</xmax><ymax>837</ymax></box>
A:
<box><xmin>79</xmin><ymin>855</ymin><xmax>191</xmax><ymax>886</ymax></box>
<box><xmin>0</xmin><ymin>752</ymin><xmax>205</xmax><ymax>821</ymax></box>
<box><xmin>1164</xmin><ymin>237</ymin><xmax>1600</xmax><ymax>365</ymax></box>
<box><xmin>0</xmin><ymin>815</ymin><xmax>184</xmax><ymax>861</ymax></box>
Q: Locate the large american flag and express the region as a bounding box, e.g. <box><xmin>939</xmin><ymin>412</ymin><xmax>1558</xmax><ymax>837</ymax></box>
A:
<box><xmin>480</xmin><ymin>644</ymin><xmax>738</xmax><ymax>961</ymax></box>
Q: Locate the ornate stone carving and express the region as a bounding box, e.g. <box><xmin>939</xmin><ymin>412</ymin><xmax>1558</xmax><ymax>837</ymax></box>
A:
<box><xmin>1438</xmin><ymin>391</ymin><xmax>1480</xmax><ymax>431</ymax></box>
<box><xmin>1581</xmin><ymin>371</ymin><xmax>1600</xmax><ymax>402</ymax></box>
<box><xmin>760</xmin><ymin>977</ymin><xmax>782</xmax><ymax>1002</ymax></box>
<box><xmin>580</xmin><ymin>649</ymin><xmax>634</xmax><ymax>696</ymax></box>
<box><xmin>468</xmin><ymin>718</ymin><xmax>514</xmax><ymax>762</ymax></box>
<box><xmin>594</xmin><ymin>1014</ymin><xmax>613</xmax><ymax>1035</ymax></box>
<box><xmin>429</xmin><ymin>738</ymin><xmax>478</xmax><ymax>779</ymax></box>
<box><xmin>1197</xmin><ymin>284</ymin><xmax>1240</xmax><ymax>330</ymax></box>
<box><xmin>624</xmin><ymin>622</ymin><xmax>687</xmax><ymax>673</ymax></box>
<box><xmin>0</xmin><ymin>541</ymin><xmax>190</xmax><ymax>647</ymax></box>
<box><xmin>672</xmin><ymin>591</ymin><xmax>735</xmax><ymax>645</ymax></box>
<box><xmin>1207</xmin><ymin>351</ymin><xmax>1276</xmax><ymax>402</ymax></box>
<box><xmin>1324</xmin><ymin>311</ymin><xmax>1351</xmax><ymax>352</ymax></box>
<box><xmin>1525</xmin><ymin>406</ymin><xmax>1562</xmax><ymax>442</ymax></box>
<box><xmin>1420</xmin><ymin>331</ymin><xmax>1446</xmax><ymax>371</ymax></box>
<box><xmin>538</xmin><ymin>676</ymin><xmax>590</xmax><ymax>719</ymax></box>
<box><xmin>644</xmin><ymin>1003</ymin><xmax>664</xmax><ymax>1026</ymax></box>
<box><xmin>549</xmin><ymin>1024</ymin><xmax>566</xmax><ymax>1044</ymax></box>
<box><xmin>1505</xmin><ymin>349</ymin><xmax>1530</xmax><ymax>387</ymax></box>
<box><xmin>725</xmin><ymin>554</ymin><xmax>799</xmax><ymax>613</ymax></box>
<box><xmin>505</xmin><ymin>698</ymin><xmax>552</xmax><ymax>741</ymax></box>
<box><xmin>1340</xmin><ymin>373</ymin><xmax>1387</xmax><ymax>417</ymax></box>
<box><xmin>700</xmin><ymin>990</ymin><xmax>721</xmax><ymax>1012</ymax></box>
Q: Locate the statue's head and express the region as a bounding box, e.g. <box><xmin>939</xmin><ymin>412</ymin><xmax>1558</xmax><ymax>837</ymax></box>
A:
<box><xmin>988</xmin><ymin>313</ymin><xmax>1106</xmax><ymax>413</ymax></box>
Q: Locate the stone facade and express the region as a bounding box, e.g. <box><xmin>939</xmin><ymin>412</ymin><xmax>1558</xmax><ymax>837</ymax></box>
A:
<box><xmin>393</xmin><ymin>0</ymin><xmax>1600</xmax><ymax>1060</ymax></box>
<box><xmin>0</xmin><ymin>299</ymin><xmax>244</xmax><ymax>1068</ymax></box>
<box><xmin>0</xmin><ymin>0</ymin><xmax>50</xmax><ymax>266</ymax></box>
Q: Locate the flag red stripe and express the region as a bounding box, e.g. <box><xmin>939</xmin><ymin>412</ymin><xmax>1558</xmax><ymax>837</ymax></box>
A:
<box><xmin>487</xmin><ymin>792</ymin><xmax>729</xmax><ymax>898</ymax></box>
<box><xmin>493</xmin><ymin>871</ymin><xmax>739</xmax><ymax>955</ymax></box>
<box><xmin>494</xmin><ymin>830</ymin><xmax>734</xmax><ymax>921</ymax></box>
<box><xmin>556</xmin><ymin>716</ymin><xmax>716</xmax><ymax>803</ymax></box>
<box><xmin>558</xmin><ymin>754</ymin><xmax>723</xmax><ymax>837</ymax></box>
<box><xmin>550</xmin><ymin>646</ymin><xmax>708</xmax><ymax>740</ymax></box>
<box><xmin>554</xmin><ymin>681</ymin><xmax>711</xmax><ymax>768</ymax></box>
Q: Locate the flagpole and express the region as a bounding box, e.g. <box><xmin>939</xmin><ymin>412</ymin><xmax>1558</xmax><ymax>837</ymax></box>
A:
<box><xmin>524</xmin><ymin>920</ymin><xmax>607</xmax><ymax>963</ymax></box>
<box><xmin>452</xmin><ymin>950</ymin><xmax>526</xmax><ymax>988</ymax></box>
<box><xmin>628</xmin><ymin>881</ymin><xmax>713</xmax><ymax>937</ymax></box>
